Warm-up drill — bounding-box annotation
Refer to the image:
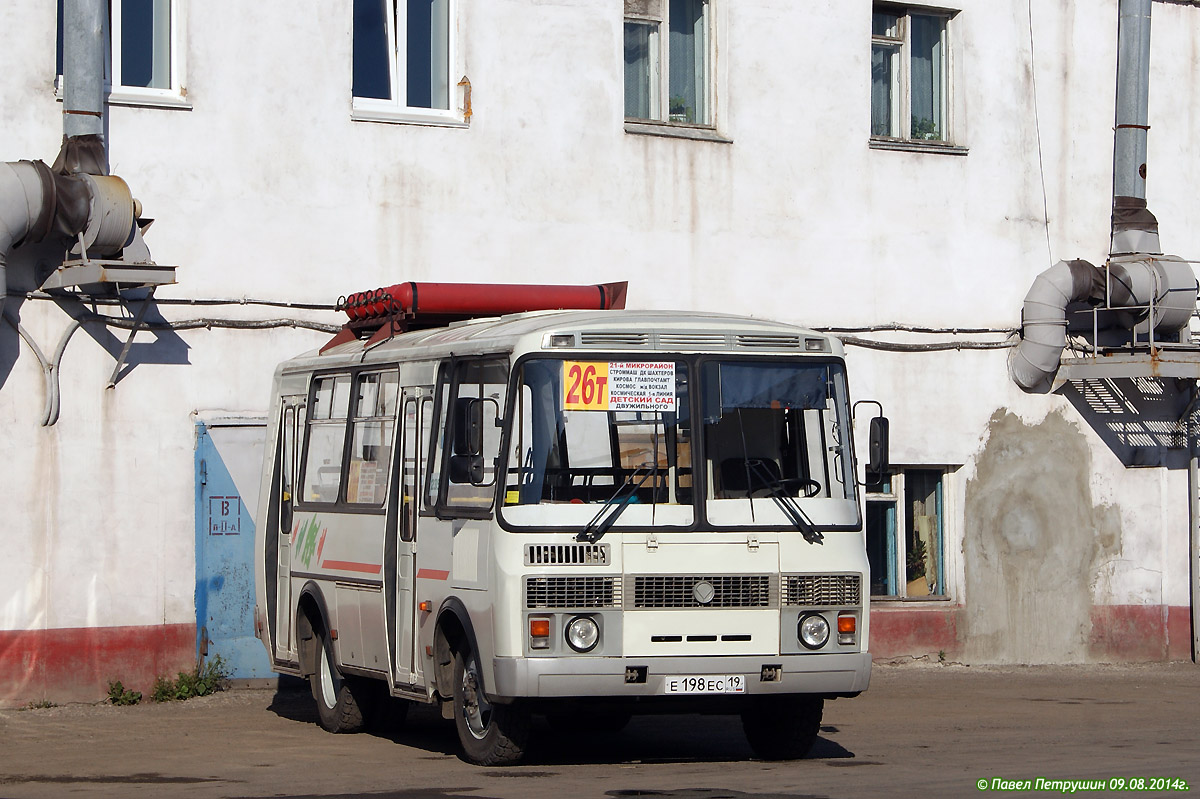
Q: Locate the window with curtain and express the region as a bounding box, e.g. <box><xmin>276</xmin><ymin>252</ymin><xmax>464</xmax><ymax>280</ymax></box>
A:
<box><xmin>623</xmin><ymin>0</ymin><xmax>711</xmax><ymax>126</ymax></box>
<box><xmin>866</xmin><ymin>468</ymin><xmax>950</xmax><ymax>598</ymax></box>
<box><xmin>871</xmin><ymin>5</ymin><xmax>950</xmax><ymax>142</ymax></box>
<box><xmin>55</xmin><ymin>0</ymin><xmax>184</xmax><ymax>100</ymax></box>
<box><xmin>353</xmin><ymin>0</ymin><xmax>456</xmax><ymax>120</ymax></box>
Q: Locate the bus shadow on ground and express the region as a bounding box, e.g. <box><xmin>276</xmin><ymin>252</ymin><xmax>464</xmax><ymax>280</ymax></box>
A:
<box><xmin>267</xmin><ymin>687</ymin><xmax>855</xmax><ymax>766</ymax></box>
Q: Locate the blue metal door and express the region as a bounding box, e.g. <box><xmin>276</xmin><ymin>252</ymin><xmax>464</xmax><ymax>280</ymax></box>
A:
<box><xmin>195</xmin><ymin>419</ymin><xmax>271</xmax><ymax>678</ymax></box>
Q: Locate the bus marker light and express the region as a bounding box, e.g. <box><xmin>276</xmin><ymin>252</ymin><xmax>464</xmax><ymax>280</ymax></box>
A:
<box><xmin>419</xmin><ymin>601</ymin><xmax>432</xmax><ymax>612</ymax></box>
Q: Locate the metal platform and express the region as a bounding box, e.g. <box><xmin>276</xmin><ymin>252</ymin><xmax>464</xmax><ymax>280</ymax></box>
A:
<box><xmin>41</xmin><ymin>259</ymin><xmax>177</xmax><ymax>292</ymax></box>
<box><xmin>1056</xmin><ymin>349</ymin><xmax>1200</xmax><ymax>385</ymax></box>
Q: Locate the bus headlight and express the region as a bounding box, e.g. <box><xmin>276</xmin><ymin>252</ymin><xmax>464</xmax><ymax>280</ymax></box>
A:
<box><xmin>798</xmin><ymin>613</ymin><xmax>830</xmax><ymax>650</ymax></box>
<box><xmin>565</xmin><ymin>616</ymin><xmax>600</xmax><ymax>653</ymax></box>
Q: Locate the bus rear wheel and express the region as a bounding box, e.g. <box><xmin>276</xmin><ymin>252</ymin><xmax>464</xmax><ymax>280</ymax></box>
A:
<box><xmin>310</xmin><ymin>629</ymin><xmax>367</xmax><ymax>733</ymax></box>
<box><xmin>452</xmin><ymin>648</ymin><xmax>530</xmax><ymax>765</ymax></box>
<box><xmin>741</xmin><ymin>696</ymin><xmax>823</xmax><ymax>760</ymax></box>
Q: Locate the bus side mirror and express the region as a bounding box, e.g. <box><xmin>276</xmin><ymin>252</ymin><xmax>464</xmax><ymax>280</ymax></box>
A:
<box><xmin>868</xmin><ymin>416</ymin><xmax>890</xmax><ymax>476</ymax></box>
<box><xmin>451</xmin><ymin>397</ymin><xmax>499</xmax><ymax>486</ymax></box>
<box><xmin>450</xmin><ymin>454</ymin><xmax>485</xmax><ymax>484</ymax></box>
<box><xmin>453</xmin><ymin>397</ymin><xmax>485</xmax><ymax>457</ymax></box>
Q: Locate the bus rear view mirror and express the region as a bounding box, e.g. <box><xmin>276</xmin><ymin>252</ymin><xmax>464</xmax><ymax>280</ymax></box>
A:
<box><xmin>454</xmin><ymin>397</ymin><xmax>485</xmax><ymax>457</ymax></box>
<box><xmin>450</xmin><ymin>454</ymin><xmax>485</xmax><ymax>485</ymax></box>
<box><xmin>868</xmin><ymin>416</ymin><xmax>890</xmax><ymax>476</ymax></box>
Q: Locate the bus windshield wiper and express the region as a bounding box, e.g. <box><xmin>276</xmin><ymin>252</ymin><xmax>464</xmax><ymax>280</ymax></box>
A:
<box><xmin>577</xmin><ymin>466</ymin><xmax>653</xmax><ymax>544</ymax></box>
<box><xmin>745</xmin><ymin>460</ymin><xmax>824</xmax><ymax>545</ymax></box>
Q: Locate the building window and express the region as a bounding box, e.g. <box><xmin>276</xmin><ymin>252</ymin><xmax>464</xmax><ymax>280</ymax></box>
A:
<box><xmin>866</xmin><ymin>468</ymin><xmax>948</xmax><ymax>598</ymax></box>
<box><xmin>56</xmin><ymin>0</ymin><xmax>187</xmax><ymax>105</ymax></box>
<box><xmin>624</xmin><ymin>0</ymin><xmax>711</xmax><ymax>126</ymax></box>
<box><xmin>871</xmin><ymin>5</ymin><xmax>950</xmax><ymax>142</ymax></box>
<box><xmin>353</xmin><ymin>0</ymin><xmax>460</xmax><ymax>124</ymax></box>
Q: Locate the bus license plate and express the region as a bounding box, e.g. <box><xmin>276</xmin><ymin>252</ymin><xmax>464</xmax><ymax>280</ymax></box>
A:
<box><xmin>663</xmin><ymin>675</ymin><xmax>746</xmax><ymax>695</ymax></box>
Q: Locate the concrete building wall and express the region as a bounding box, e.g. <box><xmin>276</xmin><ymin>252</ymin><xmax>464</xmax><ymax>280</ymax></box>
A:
<box><xmin>2</xmin><ymin>0</ymin><xmax>1198</xmax><ymax>703</ymax></box>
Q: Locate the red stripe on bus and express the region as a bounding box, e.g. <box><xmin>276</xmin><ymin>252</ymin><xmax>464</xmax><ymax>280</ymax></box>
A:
<box><xmin>416</xmin><ymin>568</ymin><xmax>450</xmax><ymax>580</ymax></box>
<box><xmin>322</xmin><ymin>560</ymin><xmax>382</xmax><ymax>574</ymax></box>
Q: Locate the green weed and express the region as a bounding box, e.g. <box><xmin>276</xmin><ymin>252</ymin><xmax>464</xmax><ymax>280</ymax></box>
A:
<box><xmin>151</xmin><ymin>655</ymin><xmax>230</xmax><ymax>702</ymax></box>
<box><xmin>107</xmin><ymin>680</ymin><xmax>142</xmax><ymax>706</ymax></box>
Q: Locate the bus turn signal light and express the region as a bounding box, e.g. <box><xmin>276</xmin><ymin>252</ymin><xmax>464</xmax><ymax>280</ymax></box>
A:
<box><xmin>837</xmin><ymin>614</ymin><xmax>856</xmax><ymax>645</ymax></box>
<box><xmin>530</xmin><ymin>618</ymin><xmax>551</xmax><ymax>649</ymax></box>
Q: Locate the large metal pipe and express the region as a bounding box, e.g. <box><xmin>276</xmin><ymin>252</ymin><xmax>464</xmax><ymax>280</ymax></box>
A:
<box><xmin>1111</xmin><ymin>0</ymin><xmax>1157</xmax><ymax>254</ymax></box>
<box><xmin>0</xmin><ymin>162</ymin><xmax>56</xmax><ymax>319</ymax></box>
<box><xmin>1009</xmin><ymin>260</ymin><xmax>1103</xmax><ymax>394</ymax></box>
<box><xmin>61</xmin><ymin>0</ymin><xmax>106</xmax><ymax>141</ymax></box>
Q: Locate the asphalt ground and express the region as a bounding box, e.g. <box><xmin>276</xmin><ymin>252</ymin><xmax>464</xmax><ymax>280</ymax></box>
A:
<box><xmin>1</xmin><ymin>662</ymin><xmax>1198</xmax><ymax>799</ymax></box>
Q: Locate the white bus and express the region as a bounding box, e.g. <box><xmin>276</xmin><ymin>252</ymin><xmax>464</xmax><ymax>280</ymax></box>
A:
<box><xmin>253</xmin><ymin>282</ymin><xmax>886</xmax><ymax>765</ymax></box>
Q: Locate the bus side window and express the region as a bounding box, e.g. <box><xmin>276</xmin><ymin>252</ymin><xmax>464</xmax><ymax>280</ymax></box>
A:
<box><xmin>346</xmin><ymin>370</ymin><xmax>399</xmax><ymax>506</ymax></box>
<box><xmin>400</xmin><ymin>396</ymin><xmax>421</xmax><ymax>541</ymax></box>
<box><xmin>302</xmin><ymin>375</ymin><xmax>351</xmax><ymax>503</ymax></box>
<box><xmin>430</xmin><ymin>358</ymin><xmax>509</xmax><ymax>514</ymax></box>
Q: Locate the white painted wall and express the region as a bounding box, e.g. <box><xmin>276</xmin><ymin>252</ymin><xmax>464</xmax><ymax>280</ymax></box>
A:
<box><xmin>2</xmin><ymin>0</ymin><xmax>1199</xmax><ymax>664</ymax></box>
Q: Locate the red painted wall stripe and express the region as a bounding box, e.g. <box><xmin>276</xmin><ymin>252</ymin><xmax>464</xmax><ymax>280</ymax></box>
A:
<box><xmin>416</xmin><ymin>568</ymin><xmax>450</xmax><ymax>581</ymax></box>
<box><xmin>0</xmin><ymin>623</ymin><xmax>195</xmax><ymax>707</ymax></box>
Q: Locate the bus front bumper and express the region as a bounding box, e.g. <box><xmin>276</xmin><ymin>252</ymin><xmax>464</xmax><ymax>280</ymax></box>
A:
<box><xmin>491</xmin><ymin>651</ymin><xmax>871</xmax><ymax>700</ymax></box>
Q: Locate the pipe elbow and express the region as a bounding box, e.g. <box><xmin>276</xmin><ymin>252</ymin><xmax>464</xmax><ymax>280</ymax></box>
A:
<box><xmin>1010</xmin><ymin>259</ymin><xmax>1102</xmax><ymax>393</ymax></box>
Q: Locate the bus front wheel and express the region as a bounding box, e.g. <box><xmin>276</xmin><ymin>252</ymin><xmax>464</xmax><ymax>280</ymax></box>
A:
<box><xmin>452</xmin><ymin>648</ymin><xmax>530</xmax><ymax>765</ymax></box>
<box><xmin>311</xmin><ymin>629</ymin><xmax>367</xmax><ymax>733</ymax></box>
<box><xmin>741</xmin><ymin>696</ymin><xmax>823</xmax><ymax>760</ymax></box>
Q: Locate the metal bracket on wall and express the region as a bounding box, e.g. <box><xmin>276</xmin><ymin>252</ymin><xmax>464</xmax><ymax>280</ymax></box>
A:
<box><xmin>39</xmin><ymin>254</ymin><xmax>177</xmax><ymax>390</ymax></box>
<box><xmin>107</xmin><ymin>286</ymin><xmax>155</xmax><ymax>389</ymax></box>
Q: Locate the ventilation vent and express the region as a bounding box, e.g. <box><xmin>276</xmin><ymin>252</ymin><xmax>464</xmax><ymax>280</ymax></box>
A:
<box><xmin>657</xmin><ymin>333</ymin><xmax>729</xmax><ymax>349</ymax></box>
<box><xmin>783</xmin><ymin>574</ymin><xmax>861</xmax><ymax>607</ymax></box>
<box><xmin>525</xmin><ymin>576</ymin><xmax>622</xmax><ymax>609</ymax></box>
<box><xmin>579</xmin><ymin>332</ymin><xmax>650</xmax><ymax>348</ymax></box>
<box><xmin>525</xmin><ymin>543</ymin><xmax>610</xmax><ymax>566</ymax></box>
<box><xmin>630</xmin><ymin>575</ymin><xmax>773</xmax><ymax>608</ymax></box>
<box><xmin>736</xmin><ymin>334</ymin><xmax>803</xmax><ymax>349</ymax></box>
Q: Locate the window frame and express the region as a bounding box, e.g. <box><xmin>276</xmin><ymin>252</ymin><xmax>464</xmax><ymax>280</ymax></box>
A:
<box><xmin>296</xmin><ymin>367</ymin><xmax>402</xmax><ymax>515</ymax></box>
<box><xmin>865</xmin><ymin>466</ymin><xmax>952</xmax><ymax>600</ymax></box>
<box><xmin>623</xmin><ymin>0</ymin><xmax>723</xmax><ymax>140</ymax></box>
<box><xmin>55</xmin><ymin>0</ymin><xmax>190</xmax><ymax>109</ymax></box>
<box><xmin>426</xmin><ymin>356</ymin><xmax>511</xmax><ymax>520</ymax></box>
<box><xmin>869</xmin><ymin>3</ymin><xmax>961</xmax><ymax>152</ymax></box>
<box><xmin>351</xmin><ymin>0</ymin><xmax>467</xmax><ymax>128</ymax></box>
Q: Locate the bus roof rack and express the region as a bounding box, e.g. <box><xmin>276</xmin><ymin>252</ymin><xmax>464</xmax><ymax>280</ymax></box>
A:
<box><xmin>321</xmin><ymin>280</ymin><xmax>628</xmax><ymax>353</ymax></box>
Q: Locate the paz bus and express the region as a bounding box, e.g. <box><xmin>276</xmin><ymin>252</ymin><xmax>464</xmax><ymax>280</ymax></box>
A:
<box><xmin>252</xmin><ymin>281</ymin><xmax>886</xmax><ymax>765</ymax></box>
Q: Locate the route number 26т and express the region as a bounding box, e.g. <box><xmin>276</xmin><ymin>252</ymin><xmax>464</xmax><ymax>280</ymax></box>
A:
<box><xmin>563</xmin><ymin>362</ymin><xmax>609</xmax><ymax>410</ymax></box>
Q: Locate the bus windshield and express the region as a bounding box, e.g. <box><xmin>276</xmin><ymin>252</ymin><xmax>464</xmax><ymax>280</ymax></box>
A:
<box><xmin>701</xmin><ymin>360</ymin><xmax>856</xmax><ymax>528</ymax></box>
<box><xmin>501</xmin><ymin>358</ymin><xmax>694</xmax><ymax>530</ymax></box>
<box><xmin>499</xmin><ymin>356</ymin><xmax>858</xmax><ymax>531</ymax></box>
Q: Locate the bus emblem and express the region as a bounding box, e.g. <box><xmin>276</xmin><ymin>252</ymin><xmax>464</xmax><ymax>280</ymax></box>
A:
<box><xmin>693</xmin><ymin>581</ymin><xmax>716</xmax><ymax>605</ymax></box>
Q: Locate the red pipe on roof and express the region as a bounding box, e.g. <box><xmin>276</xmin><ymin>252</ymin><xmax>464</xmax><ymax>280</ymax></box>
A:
<box><xmin>341</xmin><ymin>281</ymin><xmax>628</xmax><ymax>321</ymax></box>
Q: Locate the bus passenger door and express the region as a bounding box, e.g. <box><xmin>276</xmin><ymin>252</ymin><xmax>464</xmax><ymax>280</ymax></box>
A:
<box><xmin>275</xmin><ymin>397</ymin><xmax>303</xmax><ymax>660</ymax></box>
<box><xmin>391</xmin><ymin>390</ymin><xmax>429</xmax><ymax>686</ymax></box>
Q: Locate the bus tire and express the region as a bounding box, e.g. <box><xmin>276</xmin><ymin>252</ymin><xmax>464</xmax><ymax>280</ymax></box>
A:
<box><xmin>740</xmin><ymin>696</ymin><xmax>823</xmax><ymax>760</ymax></box>
<box><xmin>452</xmin><ymin>648</ymin><xmax>530</xmax><ymax>766</ymax></box>
<box><xmin>310</xmin><ymin>629</ymin><xmax>367</xmax><ymax>733</ymax></box>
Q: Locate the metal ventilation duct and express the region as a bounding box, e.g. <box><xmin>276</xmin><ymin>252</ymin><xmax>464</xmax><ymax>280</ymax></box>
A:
<box><xmin>1010</xmin><ymin>0</ymin><xmax>1199</xmax><ymax>394</ymax></box>
<box><xmin>0</xmin><ymin>162</ymin><xmax>56</xmax><ymax>319</ymax></box>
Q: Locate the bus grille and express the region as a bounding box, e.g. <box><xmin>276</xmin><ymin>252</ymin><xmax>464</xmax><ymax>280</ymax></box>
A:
<box><xmin>783</xmin><ymin>574</ymin><xmax>861</xmax><ymax>606</ymax></box>
<box><xmin>524</xmin><ymin>543</ymin><xmax>610</xmax><ymax>566</ymax></box>
<box><xmin>525</xmin><ymin>576</ymin><xmax>621</xmax><ymax>609</ymax></box>
<box><xmin>630</xmin><ymin>575</ymin><xmax>773</xmax><ymax>608</ymax></box>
